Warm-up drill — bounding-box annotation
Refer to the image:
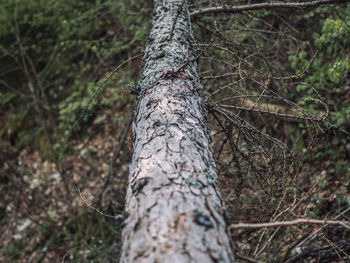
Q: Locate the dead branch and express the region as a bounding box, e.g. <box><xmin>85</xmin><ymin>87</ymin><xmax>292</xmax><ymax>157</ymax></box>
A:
<box><xmin>71</xmin><ymin>53</ymin><xmax>143</xmax><ymax>130</ymax></box>
<box><xmin>285</xmin><ymin>240</ymin><xmax>350</xmax><ymax>263</ymax></box>
<box><xmin>190</xmin><ymin>0</ymin><xmax>347</xmax><ymax>19</ymax></box>
<box><xmin>215</xmin><ymin>99</ymin><xmax>328</xmax><ymax>123</ymax></box>
<box><xmin>76</xmin><ymin>184</ymin><xmax>123</xmax><ymax>220</ymax></box>
<box><xmin>96</xmin><ymin>112</ymin><xmax>133</xmax><ymax>207</ymax></box>
<box><xmin>235</xmin><ymin>253</ymin><xmax>263</xmax><ymax>263</ymax></box>
<box><xmin>229</xmin><ymin>218</ymin><xmax>350</xmax><ymax>230</ymax></box>
<box><xmin>295</xmin><ymin>206</ymin><xmax>350</xmax><ymax>249</ymax></box>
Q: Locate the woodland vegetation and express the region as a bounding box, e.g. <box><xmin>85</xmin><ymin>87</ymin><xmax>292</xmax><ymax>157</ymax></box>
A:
<box><xmin>0</xmin><ymin>0</ymin><xmax>350</xmax><ymax>262</ymax></box>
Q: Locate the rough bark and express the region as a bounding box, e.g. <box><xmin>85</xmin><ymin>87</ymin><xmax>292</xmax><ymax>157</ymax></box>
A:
<box><xmin>120</xmin><ymin>1</ymin><xmax>234</xmax><ymax>262</ymax></box>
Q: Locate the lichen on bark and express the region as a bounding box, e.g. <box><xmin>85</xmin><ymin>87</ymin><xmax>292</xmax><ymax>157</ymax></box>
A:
<box><xmin>120</xmin><ymin>0</ymin><xmax>235</xmax><ymax>262</ymax></box>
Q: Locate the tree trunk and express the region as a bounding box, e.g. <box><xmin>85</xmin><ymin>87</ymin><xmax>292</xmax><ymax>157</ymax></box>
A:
<box><xmin>120</xmin><ymin>0</ymin><xmax>234</xmax><ymax>262</ymax></box>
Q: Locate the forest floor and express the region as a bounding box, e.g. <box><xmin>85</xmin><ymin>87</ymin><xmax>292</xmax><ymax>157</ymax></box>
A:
<box><xmin>1</xmin><ymin>107</ymin><xmax>349</xmax><ymax>262</ymax></box>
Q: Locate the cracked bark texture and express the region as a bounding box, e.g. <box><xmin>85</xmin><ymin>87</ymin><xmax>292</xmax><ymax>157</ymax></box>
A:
<box><xmin>120</xmin><ymin>0</ymin><xmax>234</xmax><ymax>262</ymax></box>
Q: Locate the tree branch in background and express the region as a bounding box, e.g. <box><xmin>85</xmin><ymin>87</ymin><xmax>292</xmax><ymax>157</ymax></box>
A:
<box><xmin>285</xmin><ymin>240</ymin><xmax>350</xmax><ymax>263</ymax></box>
<box><xmin>71</xmin><ymin>53</ymin><xmax>143</xmax><ymax>130</ymax></box>
<box><xmin>212</xmin><ymin>97</ymin><xmax>329</xmax><ymax>123</ymax></box>
<box><xmin>96</xmin><ymin>112</ymin><xmax>133</xmax><ymax>207</ymax></box>
<box><xmin>229</xmin><ymin>218</ymin><xmax>350</xmax><ymax>230</ymax></box>
<box><xmin>190</xmin><ymin>0</ymin><xmax>347</xmax><ymax>19</ymax></box>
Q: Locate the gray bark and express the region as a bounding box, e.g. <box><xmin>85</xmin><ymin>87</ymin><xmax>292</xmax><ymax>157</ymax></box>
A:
<box><xmin>120</xmin><ymin>0</ymin><xmax>234</xmax><ymax>262</ymax></box>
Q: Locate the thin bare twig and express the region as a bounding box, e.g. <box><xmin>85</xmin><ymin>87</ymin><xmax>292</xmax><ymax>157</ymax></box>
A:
<box><xmin>229</xmin><ymin>218</ymin><xmax>350</xmax><ymax>230</ymax></box>
<box><xmin>295</xmin><ymin>206</ymin><xmax>350</xmax><ymax>249</ymax></box>
<box><xmin>76</xmin><ymin>184</ymin><xmax>122</xmax><ymax>219</ymax></box>
<box><xmin>174</xmin><ymin>40</ymin><xmax>213</xmax><ymax>73</ymax></box>
<box><xmin>71</xmin><ymin>53</ymin><xmax>143</xmax><ymax>130</ymax></box>
<box><xmin>190</xmin><ymin>0</ymin><xmax>347</xmax><ymax>19</ymax></box>
<box><xmin>96</xmin><ymin>113</ymin><xmax>133</xmax><ymax>206</ymax></box>
<box><xmin>236</xmin><ymin>253</ymin><xmax>263</xmax><ymax>263</ymax></box>
<box><xmin>216</xmin><ymin>102</ymin><xmax>327</xmax><ymax>123</ymax></box>
<box><xmin>169</xmin><ymin>0</ymin><xmax>186</xmax><ymax>40</ymax></box>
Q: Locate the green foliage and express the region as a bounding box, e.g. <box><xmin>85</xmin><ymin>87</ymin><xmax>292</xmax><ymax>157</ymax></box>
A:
<box><xmin>0</xmin><ymin>2</ymin><xmax>150</xmax><ymax>259</ymax></box>
<box><xmin>288</xmin><ymin>4</ymin><xmax>350</xmax><ymax>128</ymax></box>
<box><xmin>0</xmin><ymin>0</ymin><xmax>150</xmax><ymax>157</ymax></box>
<box><xmin>286</xmin><ymin>4</ymin><xmax>350</xmax><ymax>187</ymax></box>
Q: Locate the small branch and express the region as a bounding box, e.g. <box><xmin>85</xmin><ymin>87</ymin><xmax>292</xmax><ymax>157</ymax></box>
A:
<box><xmin>169</xmin><ymin>0</ymin><xmax>186</xmax><ymax>40</ymax></box>
<box><xmin>285</xmin><ymin>240</ymin><xmax>350</xmax><ymax>263</ymax></box>
<box><xmin>174</xmin><ymin>49</ymin><xmax>202</xmax><ymax>73</ymax></box>
<box><xmin>76</xmin><ymin>184</ymin><xmax>122</xmax><ymax>220</ymax></box>
<box><xmin>190</xmin><ymin>0</ymin><xmax>347</xmax><ymax>19</ymax></box>
<box><xmin>71</xmin><ymin>53</ymin><xmax>143</xmax><ymax>130</ymax></box>
<box><xmin>229</xmin><ymin>218</ymin><xmax>350</xmax><ymax>230</ymax></box>
<box><xmin>235</xmin><ymin>253</ymin><xmax>264</xmax><ymax>263</ymax></box>
<box><xmin>215</xmin><ymin>103</ymin><xmax>326</xmax><ymax>123</ymax></box>
<box><xmin>96</xmin><ymin>113</ymin><xmax>133</xmax><ymax>207</ymax></box>
<box><xmin>295</xmin><ymin>206</ymin><xmax>350</xmax><ymax>249</ymax></box>
<box><xmin>175</xmin><ymin>40</ymin><xmax>213</xmax><ymax>73</ymax></box>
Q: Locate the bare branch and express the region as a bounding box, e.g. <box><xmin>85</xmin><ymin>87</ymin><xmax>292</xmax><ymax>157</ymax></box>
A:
<box><xmin>190</xmin><ymin>0</ymin><xmax>347</xmax><ymax>19</ymax></box>
<box><xmin>71</xmin><ymin>53</ymin><xmax>143</xmax><ymax>130</ymax></box>
<box><xmin>229</xmin><ymin>218</ymin><xmax>350</xmax><ymax>230</ymax></box>
<box><xmin>76</xmin><ymin>184</ymin><xmax>123</xmax><ymax>220</ymax></box>
<box><xmin>236</xmin><ymin>253</ymin><xmax>263</xmax><ymax>263</ymax></box>
<box><xmin>295</xmin><ymin>206</ymin><xmax>350</xmax><ymax>249</ymax></box>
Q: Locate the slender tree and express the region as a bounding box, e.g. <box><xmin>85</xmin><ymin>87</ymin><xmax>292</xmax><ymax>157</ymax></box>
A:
<box><xmin>120</xmin><ymin>0</ymin><xmax>234</xmax><ymax>262</ymax></box>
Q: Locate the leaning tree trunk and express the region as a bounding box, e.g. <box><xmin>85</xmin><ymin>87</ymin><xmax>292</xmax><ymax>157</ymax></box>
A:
<box><xmin>120</xmin><ymin>0</ymin><xmax>234</xmax><ymax>262</ymax></box>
